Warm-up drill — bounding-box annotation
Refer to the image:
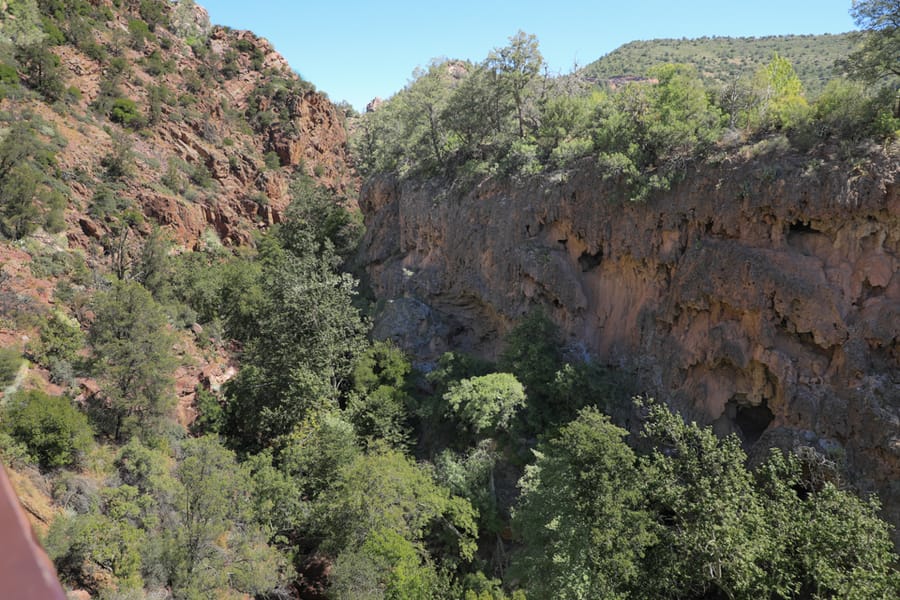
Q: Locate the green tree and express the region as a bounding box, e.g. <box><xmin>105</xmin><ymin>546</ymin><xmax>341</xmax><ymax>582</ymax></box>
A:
<box><xmin>275</xmin><ymin>412</ymin><xmax>360</xmax><ymax>502</ymax></box>
<box><xmin>162</xmin><ymin>436</ymin><xmax>284</xmax><ymax>598</ymax></box>
<box><xmin>435</xmin><ymin>440</ymin><xmax>502</xmax><ymax>535</ymax></box>
<box><xmin>594</xmin><ymin>63</ymin><xmax>722</xmax><ymax>200</ymax></box>
<box><xmin>133</xmin><ymin>226</ymin><xmax>172</xmax><ymax>299</ymax></box>
<box><xmin>511</xmin><ymin>407</ymin><xmax>654</xmax><ymax>599</ymax></box>
<box><xmin>47</xmin><ymin>509</ymin><xmax>146</xmax><ymax>593</ymax></box>
<box><xmin>15</xmin><ymin>41</ymin><xmax>64</xmax><ymax>101</ymax></box>
<box><xmin>638</xmin><ymin>401</ymin><xmax>769</xmax><ymax>599</ymax></box>
<box><xmin>755</xmin><ymin>449</ymin><xmax>900</xmax><ymax>599</ymax></box>
<box><xmin>223</xmin><ymin>224</ymin><xmax>368</xmax><ymax>451</ymax></box>
<box><xmin>745</xmin><ymin>53</ymin><xmax>808</xmax><ymax>131</ymax></box>
<box><xmin>441</xmin><ymin>64</ymin><xmax>503</xmax><ymax>161</ymax></box>
<box><xmin>0</xmin><ymin>162</ymin><xmax>42</xmax><ymax>239</ymax></box>
<box><xmin>0</xmin><ymin>347</ymin><xmax>23</xmax><ymax>388</ymax></box>
<box><xmin>484</xmin><ymin>31</ymin><xmax>544</xmax><ymax>140</ymax></box>
<box><xmin>314</xmin><ymin>443</ymin><xmax>478</xmax><ymax>564</ymax></box>
<box><xmin>0</xmin><ymin>0</ymin><xmax>47</xmax><ymax>46</ymax></box>
<box><xmin>498</xmin><ymin>310</ymin><xmax>563</xmax><ymax>431</ymax></box>
<box><xmin>845</xmin><ymin>1</ymin><xmax>900</xmax><ymax>82</ymax></box>
<box><xmin>443</xmin><ymin>372</ymin><xmax>525</xmax><ymax>438</ymax></box>
<box><xmin>88</xmin><ymin>279</ymin><xmax>176</xmax><ymax>441</ymax></box>
<box><xmin>347</xmin><ymin>340</ymin><xmax>413</xmax><ymax>445</ymax></box>
<box><xmin>29</xmin><ymin>310</ymin><xmax>84</xmax><ymax>367</ymax></box>
<box><xmin>2</xmin><ymin>389</ymin><xmax>93</xmax><ymax>470</ymax></box>
<box><xmin>402</xmin><ymin>61</ymin><xmax>458</xmax><ymax>171</ymax></box>
<box><xmin>329</xmin><ymin>528</ymin><xmax>444</xmax><ymax>600</ymax></box>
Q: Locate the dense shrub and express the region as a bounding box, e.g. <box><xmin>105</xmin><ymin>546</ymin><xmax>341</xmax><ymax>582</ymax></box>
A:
<box><xmin>2</xmin><ymin>389</ymin><xmax>93</xmax><ymax>470</ymax></box>
<box><xmin>109</xmin><ymin>97</ymin><xmax>144</xmax><ymax>128</ymax></box>
<box><xmin>0</xmin><ymin>347</ymin><xmax>23</xmax><ymax>388</ymax></box>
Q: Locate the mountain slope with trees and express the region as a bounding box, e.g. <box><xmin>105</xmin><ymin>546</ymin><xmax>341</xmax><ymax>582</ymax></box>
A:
<box><xmin>581</xmin><ymin>33</ymin><xmax>858</xmax><ymax>97</ymax></box>
<box><xmin>0</xmin><ymin>1</ymin><xmax>898</xmax><ymax>599</ymax></box>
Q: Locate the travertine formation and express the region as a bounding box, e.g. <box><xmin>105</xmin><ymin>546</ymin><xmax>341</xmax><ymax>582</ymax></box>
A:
<box><xmin>360</xmin><ymin>148</ymin><xmax>900</xmax><ymax>534</ymax></box>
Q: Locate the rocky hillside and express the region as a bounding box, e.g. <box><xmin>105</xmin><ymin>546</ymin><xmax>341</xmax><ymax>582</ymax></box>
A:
<box><xmin>0</xmin><ymin>1</ymin><xmax>354</xmax><ymax>382</ymax></box>
<box><xmin>360</xmin><ymin>143</ymin><xmax>900</xmax><ymax>537</ymax></box>
<box><xmin>0</xmin><ymin>0</ymin><xmax>355</xmax><ymax>536</ymax></box>
<box><xmin>3</xmin><ymin>0</ymin><xmax>353</xmax><ymax>250</ymax></box>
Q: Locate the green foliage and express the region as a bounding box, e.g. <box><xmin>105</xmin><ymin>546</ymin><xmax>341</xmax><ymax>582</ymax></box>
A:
<box><xmin>508</xmin><ymin>399</ymin><xmax>900</xmax><ymax>599</ymax></box>
<box><xmin>444</xmin><ymin>373</ymin><xmax>525</xmax><ymax>437</ymax></box>
<box><xmin>329</xmin><ymin>528</ymin><xmax>444</xmax><ymax>600</ymax></box>
<box><xmin>0</xmin><ymin>63</ymin><xmax>19</xmax><ymax>84</ymax></box>
<box><xmin>594</xmin><ymin>63</ymin><xmax>723</xmax><ymax>200</ymax></box>
<box><xmin>639</xmin><ymin>401</ymin><xmax>769</xmax><ymax>598</ymax></box>
<box><xmin>583</xmin><ymin>34</ymin><xmax>857</xmax><ymax>98</ymax></box>
<box><xmin>47</xmin><ymin>509</ymin><xmax>146</xmax><ymax>592</ymax></box>
<box><xmin>88</xmin><ymin>279</ymin><xmax>176</xmax><ymax>442</ymax></box>
<box><xmin>138</xmin><ymin>0</ymin><xmax>168</xmax><ymax>32</ymax></box>
<box><xmin>353</xmin><ymin>32</ymin><xmax>547</xmax><ymax>179</ymax></box>
<box><xmin>101</xmin><ymin>132</ymin><xmax>135</xmax><ymax>179</ymax></box>
<box><xmin>844</xmin><ymin>0</ymin><xmax>900</xmax><ymax>82</ymax></box>
<box><xmin>755</xmin><ymin>449</ymin><xmax>900</xmax><ymax>599</ymax></box>
<box><xmin>314</xmin><ymin>443</ymin><xmax>478</xmax><ymax>563</ymax></box>
<box><xmin>142</xmin><ymin>50</ymin><xmax>174</xmax><ymax>77</ymax></box>
<box><xmin>2</xmin><ymin>389</ymin><xmax>93</xmax><ymax>470</ymax></box>
<box><xmin>126</xmin><ymin>18</ymin><xmax>151</xmax><ymax>50</ymax></box>
<box><xmin>0</xmin><ymin>347</ymin><xmax>23</xmax><ymax>388</ymax></box>
<box><xmin>15</xmin><ymin>41</ymin><xmax>64</xmax><ymax>101</ymax></box>
<box><xmin>1</xmin><ymin>0</ymin><xmax>46</xmax><ymax>46</ymax></box>
<box><xmin>512</xmin><ymin>407</ymin><xmax>654</xmax><ymax>599</ymax></box>
<box><xmin>162</xmin><ymin>436</ymin><xmax>284</xmax><ymax>598</ymax></box>
<box><xmin>0</xmin><ymin>119</ymin><xmax>62</xmax><ymax>240</ymax></box>
<box><xmin>347</xmin><ymin>340</ymin><xmax>413</xmax><ymax>445</ymax></box>
<box><xmin>434</xmin><ymin>440</ymin><xmax>502</xmax><ymax>534</ymax></box>
<box><xmin>0</xmin><ymin>162</ymin><xmax>42</xmax><ymax>238</ymax></box>
<box><xmin>743</xmin><ymin>53</ymin><xmax>809</xmax><ymax>131</ymax></box>
<box><xmin>89</xmin><ymin>183</ymin><xmax>130</xmax><ymax>219</ymax></box>
<box><xmin>109</xmin><ymin>97</ymin><xmax>144</xmax><ymax>128</ymax></box>
<box><xmin>243</xmin><ymin>449</ymin><xmax>304</xmax><ymax>539</ymax></box>
<box><xmin>223</xmin><ymin>194</ymin><xmax>368</xmax><ymax>451</ymax></box>
<box><xmin>115</xmin><ymin>438</ymin><xmax>173</xmax><ymax>499</ymax></box>
<box><xmin>803</xmin><ymin>77</ymin><xmax>900</xmax><ymax>143</ymax></box>
<box><xmin>485</xmin><ymin>30</ymin><xmax>544</xmax><ymax>141</ymax></box>
<box><xmin>498</xmin><ymin>310</ymin><xmax>563</xmax><ymax>431</ymax></box>
<box><xmin>276</xmin><ymin>411</ymin><xmax>360</xmax><ymax>501</ymax></box>
<box><xmin>263</xmin><ymin>150</ymin><xmax>281</xmax><ymax>169</ymax></box>
<box><xmin>132</xmin><ymin>226</ymin><xmax>172</xmax><ymax>299</ymax></box>
<box><xmin>29</xmin><ymin>310</ymin><xmax>84</xmax><ymax>367</ymax></box>
<box><xmin>280</xmin><ymin>177</ymin><xmax>365</xmax><ymax>260</ymax></box>
<box><xmin>189</xmin><ymin>386</ymin><xmax>223</xmax><ymax>435</ymax></box>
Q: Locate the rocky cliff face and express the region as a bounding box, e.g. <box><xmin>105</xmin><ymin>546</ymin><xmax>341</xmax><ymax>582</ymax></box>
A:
<box><xmin>360</xmin><ymin>147</ymin><xmax>900</xmax><ymax>533</ymax></box>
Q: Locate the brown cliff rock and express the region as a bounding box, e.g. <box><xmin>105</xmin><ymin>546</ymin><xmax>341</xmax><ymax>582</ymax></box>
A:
<box><xmin>360</xmin><ymin>146</ymin><xmax>900</xmax><ymax>537</ymax></box>
<box><xmin>14</xmin><ymin>1</ymin><xmax>355</xmax><ymax>251</ymax></box>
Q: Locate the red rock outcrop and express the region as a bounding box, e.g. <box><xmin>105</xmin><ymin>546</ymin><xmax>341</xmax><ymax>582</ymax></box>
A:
<box><xmin>360</xmin><ymin>146</ymin><xmax>900</xmax><ymax>536</ymax></box>
<box><xmin>6</xmin><ymin>0</ymin><xmax>355</xmax><ymax>252</ymax></box>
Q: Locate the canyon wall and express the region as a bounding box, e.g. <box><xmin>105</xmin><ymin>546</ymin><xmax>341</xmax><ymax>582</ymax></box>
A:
<box><xmin>360</xmin><ymin>148</ymin><xmax>900</xmax><ymax>531</ymax></box>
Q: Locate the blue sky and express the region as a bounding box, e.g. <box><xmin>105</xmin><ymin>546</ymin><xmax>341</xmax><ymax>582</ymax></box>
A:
<box><xmin>200</xmin><ymin>0</ymin><xmax>858</xmax><ymax>111</ymax></box>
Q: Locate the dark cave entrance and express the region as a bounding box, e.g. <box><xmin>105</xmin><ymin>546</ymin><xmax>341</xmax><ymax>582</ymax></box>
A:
<box><xmin>729</xmin><ymin>397</ymin><xmax>774</xmax><ymax>445</ymax></box>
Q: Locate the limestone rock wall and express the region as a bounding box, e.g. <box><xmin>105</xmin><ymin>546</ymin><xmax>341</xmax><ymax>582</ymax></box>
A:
<box><xmin>360</xmin><ymin>149</ymin><xmax>900</xmax><ymax>532</ymax></box>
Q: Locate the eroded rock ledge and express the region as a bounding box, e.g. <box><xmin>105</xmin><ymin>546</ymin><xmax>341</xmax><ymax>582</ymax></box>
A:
<box><xmin>360</xmin><ymin>148</ymin><xmax>900</xmax><ymax>533</ymax></box>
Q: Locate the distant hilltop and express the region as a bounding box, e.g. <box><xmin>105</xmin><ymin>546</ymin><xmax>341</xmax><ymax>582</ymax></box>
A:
<box><xmin>582</xmin><ymin>33</ymin><xmax>858</xmax><ymax>96</ymax></box>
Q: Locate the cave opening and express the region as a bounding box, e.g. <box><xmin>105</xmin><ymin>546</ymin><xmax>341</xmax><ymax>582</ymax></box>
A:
<box><xmin>788</xmin><ymin>219</ymin><xmax>818</xmax><ymax>234</ymax></box>
<box><xmin>578</xmin><ymin>249</ymin><xmax>603</xmax><ymax>272</ymax></box>
<box><xmin>730</xmin><ymin>398</ymin><xmax>774</xmax><ymax>445</ymax></box>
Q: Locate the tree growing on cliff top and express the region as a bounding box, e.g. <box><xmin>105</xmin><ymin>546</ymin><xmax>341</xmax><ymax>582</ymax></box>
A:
<box><xmin>845</xmin><ymin>0</ymin><xmax>900</xmax><ymax>81</ymax></box>
<box><xmin>485</xmin><ymin>30</ymin><xmax>544</xmax><ymax>141</ymax></box>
